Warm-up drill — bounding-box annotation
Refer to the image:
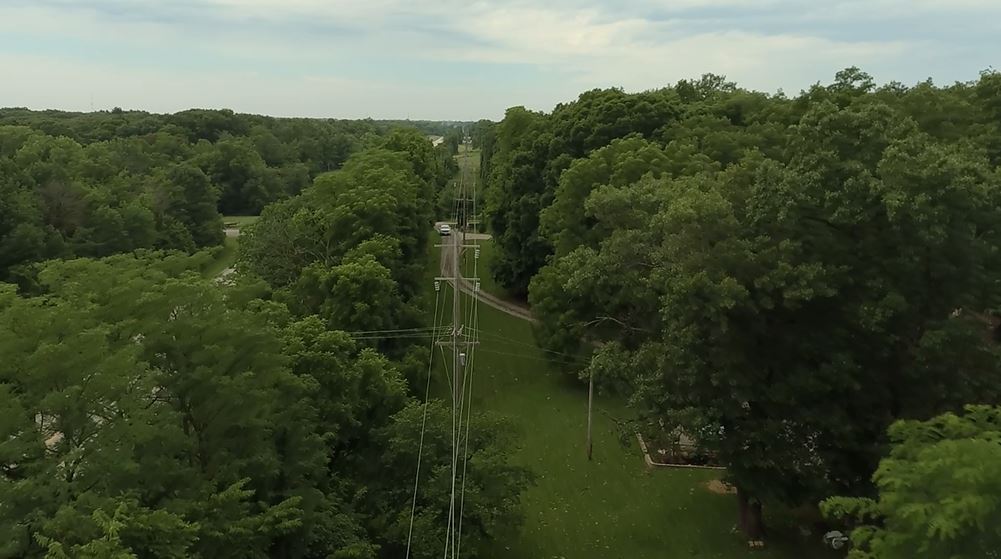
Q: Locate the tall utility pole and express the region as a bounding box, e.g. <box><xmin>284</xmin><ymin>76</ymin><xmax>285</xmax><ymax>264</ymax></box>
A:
<box><xmin>437</xmin><ymin>138</ymin><xmax>479</xmax><ymax>558</ymax></box>
<box><xmin>452</xmin><ymin>226</ymin><xmax>462</xmax><ymax>403</ymax></box>
<box><xmin>586</xmin><ymin>368</ymin><xmax>594</xmax><ymax>460</ymax></box>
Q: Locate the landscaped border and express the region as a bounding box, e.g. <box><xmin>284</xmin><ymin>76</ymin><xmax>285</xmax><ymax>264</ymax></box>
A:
<box><xmin>635</xmin><ymin>433</ymin><xmax>726</xmax><ymax>471</ymax></box>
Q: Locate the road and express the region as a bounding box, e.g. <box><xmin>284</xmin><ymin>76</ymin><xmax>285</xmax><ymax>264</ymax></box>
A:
<box><xmin>436</xmin><ymin>226</ymin><xmax>535</xmax><ymax>322</ymax></box>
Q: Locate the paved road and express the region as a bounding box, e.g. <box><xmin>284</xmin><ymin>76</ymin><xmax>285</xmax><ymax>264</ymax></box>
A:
<box><xmin>437</xmin><ymin>228</ymin><xmax>536</xmax><ymax>323</ymax></box>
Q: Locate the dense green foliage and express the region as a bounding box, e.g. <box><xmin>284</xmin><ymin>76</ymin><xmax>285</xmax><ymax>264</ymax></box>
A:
<box><xmin>483</xmin><ymin>68</ymin><xmax>1001</xmax><ymax>543</ymax></box>
<box><xmin>0</xmin><ymin>254</ymin><xmax>527</xmax><ymax>558</ymax></box>
<box><xmin>0</xmin><ymin>108</ymin><xmax>464</xmax><ymax>282</ymax></box>
<box><xmin>0</xmin><ymin>125</ymin><xmax>222</xmax><ymax>283</ymax></box>
<box><xmin>0</xmin><ymin>115</ymin><xmax>525</xmax><ymax>557</ymax></box>
<box><xmin>822</xmin><ymin>406</ymin><xmax>1001</xmax><ymax>558</ymax></box>
<box><xmin>239</xmin><ymin>129</ymin><xmax>453</xmax><ymax>353</ymax></box>
<box><xmin>5</xmin><ymin>66</ymin><xmax>1001</xmax><ymax>558</ymax></box>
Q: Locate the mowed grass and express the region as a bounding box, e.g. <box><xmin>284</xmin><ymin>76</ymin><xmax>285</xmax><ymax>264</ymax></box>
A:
<box><xmin>455</xmin><ymin>144</ymin><xmax>481</xmax><ymax>178</ymax></box>
<box><xmin>203</xmin><ymin>216</ymin><xmax>258</xmax><ymax>278</ymax></box>
<box><xmin>222</xmin><ymin>215</ymin><xmax>260</xmax><ymax>228</ymax></box>
<box><xmin>202</xmin><ymin>235</ymin><xmax>238</xmax><ymax>279</ymax></box>
<box><xmin>458</xmin><ymin>238</ymin><xmax>517</xmax><ymax>304</ymax></box>
<box><xmin>423</xmin><ymin>237</ymin><xmax>834</xmax><ymax>559</ymax></box>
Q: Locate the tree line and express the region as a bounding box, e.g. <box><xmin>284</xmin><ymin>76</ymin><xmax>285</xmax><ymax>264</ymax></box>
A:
<box><xmin>0</xmin><ymin>125</ymin><xmax>525</xmax><ymax>558</ymax></box>
<box><xmin>0</xmin><ymin>108</ymin><xmax>462</xmax><ymax>285</ymax></box>
<box><xmin>481</xmin><ymin>68</ymin><xmax>1001</xmax><ymax>553</ymax></box>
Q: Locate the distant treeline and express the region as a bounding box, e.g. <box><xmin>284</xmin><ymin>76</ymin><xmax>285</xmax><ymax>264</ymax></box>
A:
<box><xmin>0</xmin><ymin>108</ymin><xmax>473</xmax><ymax>145</ymax></box>
<box><xmin>0</xmin><ymin>108</ymin><xmax>465</xmax><ymax>282</ymax></box>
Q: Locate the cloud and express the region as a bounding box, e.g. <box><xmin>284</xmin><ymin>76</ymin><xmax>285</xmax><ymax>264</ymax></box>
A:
<box><xmin>0</xmin><ymin>52</ymin><xmax>461</xmax><ymax>118</ymax></box>
<box><xmin>1</xmin><ymin>0</ymin><xmax>998</xmax><ymax>118</ymax></box>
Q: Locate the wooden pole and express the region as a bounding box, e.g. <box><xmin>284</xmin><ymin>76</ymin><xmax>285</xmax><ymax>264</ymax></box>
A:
<box><xmin>586</xmin><ymin>368</ymin><xmax>594</xmax><ymax>461</ymax></box>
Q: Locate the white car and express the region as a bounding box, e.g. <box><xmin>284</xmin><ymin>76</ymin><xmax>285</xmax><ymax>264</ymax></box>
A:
<box><xmin>439</xmin><ymin>224</ymin><xmax>451</xmax><ymax>236</ymax></box>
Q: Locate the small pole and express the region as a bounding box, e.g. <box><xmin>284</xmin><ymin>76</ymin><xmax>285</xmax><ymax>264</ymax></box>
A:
<box><xmin>586</xmin><ymin>368</ymin><xmax>594</xmax><ymax>461</ymax></box>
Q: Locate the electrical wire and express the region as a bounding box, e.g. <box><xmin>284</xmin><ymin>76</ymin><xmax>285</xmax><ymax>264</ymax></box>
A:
<box><xmin>455</xmin><ymin>218</ymin><xmax>481</xmax><ymax>558</ymax></box>
<box><xmin>404</xmin><ymin>284</ymin><xmax>444</xmax><ymax>559</ymax></box>
<box><xmin>465</xmin><ymin>326</ymin><xmax>588</xmax><ymax>361</ymax></box>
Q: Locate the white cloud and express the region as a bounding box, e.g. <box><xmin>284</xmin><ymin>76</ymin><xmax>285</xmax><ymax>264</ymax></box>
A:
<box><xmin>0</xmin><ymin>0</ymin><xmax>996</xmax><ymax>118</ymax></box>
<box><xmin>1</xmin><ymin>53</ymin><xmax>386</xmax><ymax>116</ymax></box>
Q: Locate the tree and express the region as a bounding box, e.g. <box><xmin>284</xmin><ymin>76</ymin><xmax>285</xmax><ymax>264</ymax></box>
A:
<box><xmin>822</xmin><ymin>406</ymin><xmax>1001</xmax><ymax>559</ymax></box>
<box><xmin>530</xmin><ymin>90</ymin><xmax>1001</xmax><ymax>539</ymax></box>
<box><xmin>651</xmin><ymin>103</ymin><xmax>1001</xmax><ymax>535</ymax></box>
<box><xmin>366</xmin><ymin>401</ymin><xmax>532</xmax><ymax>559</ymax></box>
<box><xmin>147</xmin><ymin>163</ymin><xmax>223</xmax><ymax>250</ymax></box>
<box><xmin>238</xmin><ymin>196</ymin><xmax>323</xmax><ymax>287</ymax></box>
<box><xmin>197</xmin><ymin>136</ymin><xmax>282</xmax><ymax>215</ymax></box>
<box><xmin>288</xmin><ymin>254</ymin><xmax>405</xmax><ymax>334</ymax></box>
<box><xmin>240</xmin><ymin>147</ymin><xmax>431</xmax><ymax>324</ymax></box>
<box><xmin>483</xmin><ymin>107</ymin><xmax>551</xmax><ymax>297</ymax></box>
<box><xmin>484</xmin><ymin>90</ymin><xmax>685</xmax><ymax>296</ymax></box>
<box><xmin>168</xmin><ymin>109</ymin><xmax>250</xmax><ymax>143</ymax></box>
<box><xmin>281</xmin><ymin>316</ymin><xmax>407</xmax><ymax>453</ymax></box>
<box><xmin>0</xmin><ymin>255</ymin><xmax>315</xmax><ymax>558</ymax></box>
<box><xmin>0</xmin><ymin>159</ymin><xmax>51</xmax><ymax>280</ymax></box>
<box><xmin>539</xmin><ymin>135</ymin><xmax>672</xmax><ymax>257</ymax></box>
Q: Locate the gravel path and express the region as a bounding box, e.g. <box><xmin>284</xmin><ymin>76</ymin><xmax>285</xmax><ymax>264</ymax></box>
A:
<box><xmin>438</xmin><ymin>230</ymin><xmax>535</xmax><ymax>322</ymax></box>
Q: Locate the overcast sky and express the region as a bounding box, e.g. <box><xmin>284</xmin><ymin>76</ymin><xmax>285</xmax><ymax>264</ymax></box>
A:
<box><xmin>2</xmin><ymin>0</ymin><xmax>998</xmax><ymax>120</ymax></box>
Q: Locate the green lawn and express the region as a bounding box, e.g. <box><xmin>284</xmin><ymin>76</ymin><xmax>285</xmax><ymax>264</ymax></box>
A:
<box><xmin>458</xmin><ymin>239</ymin><xmax>517</xmax><ymax>304</ymax></box>
<box><xmin>202</xmin><ymin>236</ymin><xmax>238</xmax><ymax>279</ymax></box>
<box><xmin>454</xmin><ymin>146</ymin><xmax>481</xmax><ymax>181</ymax></box>
<box><xmin>452</xmin><ymin>146</ymin><xmax>484</xmax><ymax>233</ymax></box>
<box><xmin>424</xmin><ymin>236</ymin><xmax>834</xmax><ymax>559</ymax></box>
<box><xmin>203</xmin><ymin>216</ymin><xmax>257</xmax><ymax>279</ymax></box>
<box><xmin>222</xmin><ymin>215</ymin><xmax>260</xmax><ymax>228</ymax></box>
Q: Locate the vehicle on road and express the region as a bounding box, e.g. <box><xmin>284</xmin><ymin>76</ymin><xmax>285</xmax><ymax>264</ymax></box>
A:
<box><xmin>439</xmin><ymin>224</ymin><xmax>451</xmax><ymax>236</ymax></box>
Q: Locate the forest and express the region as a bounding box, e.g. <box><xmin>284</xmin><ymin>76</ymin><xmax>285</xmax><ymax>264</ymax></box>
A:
<box><xmin>482</xmin><ymin>67</ymin><xmax>1001</xmax><ymax>556</ymax></box>
<box><xmin>0</xmin><ymin>67</ymin><xmax>999</xmax><ymax>558</ymax></box>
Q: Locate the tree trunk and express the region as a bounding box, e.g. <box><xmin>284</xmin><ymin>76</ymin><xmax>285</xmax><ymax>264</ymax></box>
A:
<box><xmin>737</xmin><ymin>487</ymin><xmax>766</xmax><ymax>540</ymax></box>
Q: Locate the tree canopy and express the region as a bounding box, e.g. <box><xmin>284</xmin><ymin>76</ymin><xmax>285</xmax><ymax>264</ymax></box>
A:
<box><xmin>0</xmin><ymin>109</ymin><xmax>466</xmax><ymax>282</ymax></box>
<box><xmin>501</xmin><ymin>68</ymin><xmax>1001</xmax><ymax>541</ymax></box>
<box><xmin>822</xmin><ymin>406</ymin><xmax>1001</xmax><ymax>559</ymax></box>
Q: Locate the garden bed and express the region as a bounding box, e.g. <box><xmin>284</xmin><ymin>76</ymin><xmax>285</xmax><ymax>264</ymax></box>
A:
<box><xmin>636</xmin><ymin>427</ymin><xmax>725</xmax><ymax>470</ymax></box>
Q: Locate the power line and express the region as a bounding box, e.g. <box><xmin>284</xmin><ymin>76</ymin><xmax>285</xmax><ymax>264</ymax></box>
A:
<box><xmin>456</xmin><ymin>219</ymin><xmax>481</xmax><ymax>558</ymax></box>
<box><xmin>346</xmin><ymin>326</ymin><xmax>447</xmax><ymax>335</ymax></box>
<box><xmin>465</xmin><ymin>326</ymin><xmax>588</xmax><ymax>362</ymax></box>
<box><xmin>405</xmin><ymin>281</ymin><xmax>445</xmax><ymax>558</ymax></box>
<box><xmin>410</xmin><ymin>137</ymin><xmax>482</xmax><ymax>558</ymax></box>
<box><xmin>445</xmin><ymin>138</ymin><xmax>481</xmax><ymax>558</ymax></box>
<box><xmin>348</xmin><ymin>333</ymin><xmax>443</xmax><ymax>341</ymax></box>
<box><xmin>472</xmin><ymin>347</ymin><xmax>585</xmax><ymax>368</ymax></box>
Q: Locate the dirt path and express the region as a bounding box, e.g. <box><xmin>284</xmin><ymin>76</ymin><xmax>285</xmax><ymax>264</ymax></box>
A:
<box><xmin>438</xmin><ymin>230</ymin><xmax>536</xmax><ymax>322</ymax></box>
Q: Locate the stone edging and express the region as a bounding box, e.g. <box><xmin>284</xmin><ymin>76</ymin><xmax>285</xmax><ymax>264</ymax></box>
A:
<box><xmin>636</xmin><ymin>433</ymin><xmax>726</xmax><ymax>471</ymax></box>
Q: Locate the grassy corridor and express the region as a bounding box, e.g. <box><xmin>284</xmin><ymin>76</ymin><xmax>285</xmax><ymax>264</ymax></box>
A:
<box><xmin>424</xmin><ymin>237</ymin><xmax>834</xmax><ymax>558</ymax></box>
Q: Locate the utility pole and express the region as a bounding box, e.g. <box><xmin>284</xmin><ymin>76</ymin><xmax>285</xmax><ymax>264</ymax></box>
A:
<box><xmin>586</xmin><ymin>368</ymin><xmax>594</xmax><ymax>460</ymax></box>
<box><xmin>443</xmin><ymin>153</ymin><xmax>463</xmax><ymax>559</ymax></box>
<box><xmin>438</xmin><ymin>137</ymin><xmax>479</xmax><ymax>559</ymax></box>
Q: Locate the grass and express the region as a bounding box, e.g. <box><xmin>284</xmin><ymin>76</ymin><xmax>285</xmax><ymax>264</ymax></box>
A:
<box><xmin>424</xmin><ymin>236</ymin><xmax>836</xmax><ymax>559</ymax></box>
<box><xmin>202</xmin><ymin>235</ymin><xmax>238</xmax><ymax>279</ymax></box>
<box><xmin>222</xmin><ymin>215</ymin><xmax>260</xmax><ymax>228</ymax></box>
<box><xmin>454</xmin><ymin>145</ymin><xmax>481</xmax><ymax>184</ymax></box>
<box><xmin>203</xmin><ymin>216</ymin><xmax>257</xmax><ymax>279</ymax></box>
<box><xmin>458</xmin><ymin>239</ymin><xmax>517</xmax><ymax>304</ymax></box>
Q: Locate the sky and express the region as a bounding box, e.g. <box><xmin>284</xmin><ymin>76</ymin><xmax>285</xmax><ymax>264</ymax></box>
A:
<box><xmin>1</xmin><ymin>0</ymin><xmax>999</xmax><ymax>120</ymax></box>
